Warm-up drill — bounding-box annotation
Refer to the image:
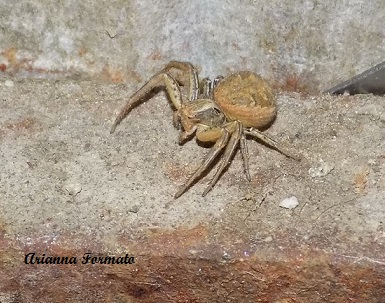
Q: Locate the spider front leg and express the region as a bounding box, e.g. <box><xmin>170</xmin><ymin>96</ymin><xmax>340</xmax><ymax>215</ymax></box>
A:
<box><xmin>163</xmin><ymin>61</ymin><xmax>199</xmax><ymax>101</ymax></box>
<box><xmin>202</xmin><ymin>121</ymin><xmax>242</xmax><ymax>196</ymax></box>
<box><xmin>174</xmin><ymin>127</ymin><xmax>230</xmax><ymax>198</ymax></box>
<box><xmin>110</xmin><ymin>72</ymin><xmax>183</xmax><ymax>133</ymax></box>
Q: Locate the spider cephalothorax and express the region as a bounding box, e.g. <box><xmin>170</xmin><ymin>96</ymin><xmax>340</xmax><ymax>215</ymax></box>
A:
<box><xmin>110</xmin><ymin>61</ymin><xmax>296</xmax><ymax>198</ymax></box>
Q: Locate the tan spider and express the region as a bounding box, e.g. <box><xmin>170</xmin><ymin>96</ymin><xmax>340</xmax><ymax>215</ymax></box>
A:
<box><xmin>110</xmin><ymin>61</ymin><xmax>297</xmax><ymax>198</ymax></box>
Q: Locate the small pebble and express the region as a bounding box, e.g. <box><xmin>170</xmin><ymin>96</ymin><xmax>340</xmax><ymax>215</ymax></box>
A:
<box><xmin>279</xmin><ymin>196</ymin><xmax>299</xmax><ymax>209</ymax></box>
<box><xmin>367</xmin><ymin>158</ymin><xmax>376</xmax><ymax>166</ymax></box>
<box><xmin>308</xmin><ymin>160</ymin><xmax>334</xmax><ymax>177</ymax></box>
<box><xmin>222</xmin><ymin>252</ymin><xmax>231</xmax><ymax>260</ymax></box>
<box><xmin>263</xmin><ymin>236</ymin><xmax>273</xmax><ymax>242</ymax></box>
<box><xmin>128</xmin><ymin>204</ymin><xmax>140</xmax><ymax>213</ymax></box>
<box><xmin>64</xmin><ymin>183</ymin><xmax>82</xmax><ymax>196</ymax></box>
<box><xmin>4</xmin><ymin>80</ymin><xmax>14</xmax><ymax>87</ymax></box>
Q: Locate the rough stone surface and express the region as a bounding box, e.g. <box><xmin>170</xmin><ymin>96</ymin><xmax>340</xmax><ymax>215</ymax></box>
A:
<box><xmin>2</xmin><ymin>1</ymin><xmax>385</xmax><ymax>301</ymax></box>
<box><xmin>1</xmin><ymin>0</ymin><xmax>385</xmax><ymax>91</ymax></box>
<box><xmin>0</xmin><ymin>78</ymin><xmax>384</xmax><ymax>302</ymax></box>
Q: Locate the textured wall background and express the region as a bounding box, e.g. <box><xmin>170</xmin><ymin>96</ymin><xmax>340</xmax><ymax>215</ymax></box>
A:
<box><xmin>1</xmin><ymin>0</ymin><xmax>384</xmax><ymax>91</ymax></box>
<box><xmin>1</xmin><ymin>1</ymin><xmax>385</xmax><ymax>301</ymax></box>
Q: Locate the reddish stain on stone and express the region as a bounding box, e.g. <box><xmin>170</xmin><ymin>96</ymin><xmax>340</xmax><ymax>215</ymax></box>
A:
<box><xmin>280</xmin><ymin>73</ymin><xmax>309</xmax><ymax>93</ymax></box>
<box><xmin>148</xmin><ymin>50</ymin><xmax>164</xmax><ymax>61</ymax></box>
<box><xmin>0</xmin><ymin>225</ymin><xmax>384</xmax><ymax>302</ymax></box>
<box><xmin>101</xmin><ymin>63</ymin><xmax>125</xmax><ymax>83</ymax></box>
<box><xmin>2</xmin><ymin>48</ymin><xmax>17</xmax><ymax>66</ymax></box>
<box><xmin>4</xmin><ymin>116</ymin><xmax>40</xmax><ymax>133</ymax></box>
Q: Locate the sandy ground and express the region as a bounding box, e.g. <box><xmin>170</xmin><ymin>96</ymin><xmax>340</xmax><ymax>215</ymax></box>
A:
<box><xmin>0</xmin><ymin>78</ymin><xmax>384</xmax><ymax>255</ymax></box>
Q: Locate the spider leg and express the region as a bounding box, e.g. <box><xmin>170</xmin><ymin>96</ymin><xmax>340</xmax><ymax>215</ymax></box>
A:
<box><xmin>202</xmin><ymin>121</ymin><xmax>243</xmax><ymax>196</ymax></box>
<box><xmin>178</xmin><ymin>125</ymin><xmax>197</xmax><ymax>143</ymax></box>
<box><xmin>239</xmin><ymin>132</ymin><xmax>251</xmax><ymax>181</ymax></box>
<box><xmin>163</xmin><ymin>61</ymin><xmax>199</xmax><ymax>101</ymax></box>
<box><xmin>199</xmin><ymin>76</ymin><xmax>224</xmax><ymax>99</ymax></box>
<box><xmin>174</xmin><ymin>129</ymin><xmax>230</xmax><ymax>198</ymax></box>
<box><xmin>244</xmin><ymin>128</ymin><xmax>300</xmax><ymax>161</ymax></box>
<box><xmin>110</xmin><ymin>72</ymin><xmax>182</xmax><ymax>133</ymax></box>
<box><xmin>199</xmin><ymin>78</ymin><xmax>212</xmax><ymax>98</ymax></box>
<box><xmin>213</xmin><ymin>76</ymin><xmax>224</xmax><ymax>88</ymax></box>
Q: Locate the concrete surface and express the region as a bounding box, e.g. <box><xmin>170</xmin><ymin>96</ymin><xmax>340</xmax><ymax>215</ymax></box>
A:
<box><xmin>0</xmin><ymin>77</ymin><xmax>384</xmax><ymax>302</ymax></box>
<box><xmin>1</xmin><ymin>1</ymin><xmax>385</xmax><ymax>300</ymax></box>
<box><xmin>1</xmin><ymin>0</ymin><xmax>385</xmax><ymax>91</ymax></box>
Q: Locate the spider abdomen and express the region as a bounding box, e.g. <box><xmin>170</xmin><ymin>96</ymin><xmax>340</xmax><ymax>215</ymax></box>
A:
<box><xmin>213</xmin><ymin>71</ymin><xmax>277</xmax><ymax>128</ymax></box>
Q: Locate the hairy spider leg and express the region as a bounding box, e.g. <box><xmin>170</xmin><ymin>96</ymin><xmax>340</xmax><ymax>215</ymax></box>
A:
<box><xmin>199</xmin><ymin>78</ymin><xmax>212</xmax><ymax>98</ymax></box>
<box><xmin>213</xmin><ymin>76</ymin><xmax>224</xmax><ymax>88</ymax></box>
<box><xmin>174</xmin><ymin>129</ymin><xmax>231</xmax><ymax>198</ymax></box>
<box><xmin>199</xmin><ymin>76</ymin><xmax>224</xmax><ymax>99</ymax></box>
<box><xmin>110</xmin><ymin>72</ymin><xmax>182</xmax><ymax>134</ymax></box>
<box><xmin>163</xmin><ymin>61</ymin><xmax>199</xmax><ymax>101</ymax></box>
<box><xmin>244</xmin><ymin>128</ymin><xmax>300</xmax><ymax>161</ymax></box>
<box><xmin>202</xmin><ymin>121</ymin><xmax>243</xmax><ymax>196</ymax></box>
<box><xmin>239</xmin><ymin>133</ymin><xmax>251</xmax><ymax>181</ymax></box>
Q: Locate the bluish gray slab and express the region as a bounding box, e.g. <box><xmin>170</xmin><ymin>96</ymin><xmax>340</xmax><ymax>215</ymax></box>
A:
<box><xmin>325</xmin><ymin>61</ymin><xmax>385</xmax><ymax>95</ymax></box>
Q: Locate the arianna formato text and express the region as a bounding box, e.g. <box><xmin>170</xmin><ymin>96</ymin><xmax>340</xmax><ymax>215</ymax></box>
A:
<box><xmin>24</xmin><ymin>252</ymin><xmax>136</xmax><ymax>265</ymax></box>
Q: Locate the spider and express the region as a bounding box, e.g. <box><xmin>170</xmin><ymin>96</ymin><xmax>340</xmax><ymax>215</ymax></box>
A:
<box><xmin>110</xmin><ymin>61</ymin><xmax>297</xmax><ymax>198</ymax></box>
